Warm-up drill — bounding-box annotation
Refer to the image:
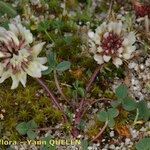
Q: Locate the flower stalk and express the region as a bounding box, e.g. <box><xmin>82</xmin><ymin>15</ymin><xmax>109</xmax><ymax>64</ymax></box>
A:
<box><xmin>35</xmin><ymin>78</ymin><xmax>68</xmax><ymax>123</ymax></box>
<box><xmin>53</xmin><ymin>70</ymin><xmax>68</xmax><ymax>102</ymax></box>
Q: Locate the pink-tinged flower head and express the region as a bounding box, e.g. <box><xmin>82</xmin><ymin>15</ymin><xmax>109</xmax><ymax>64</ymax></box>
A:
<box><xmin>0</xmin><ymin>16</ymin><xmax>48</xmax><ymax>89</ymax></box>
<box><xmin>88</xmin><ymin>21</ymin><xmax>136</xmax><ymax>67</ymax></box>
<box><xmin>133</xmin><ymin>1</ymin><xmax>150</xmax><ymax>18</ymax></box>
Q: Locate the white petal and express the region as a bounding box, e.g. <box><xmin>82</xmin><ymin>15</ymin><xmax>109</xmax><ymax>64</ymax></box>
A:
<box><xmin>114</xmin><ymin>21</ymin><xmax>122</xmax><ymax>35</ymax></box>
<box><xmin>31</xmin><ymin>42</ymin><xmax>46</xmax><ymax>57</ymax></box>
<box><xmin>19</xmin><ymin>73</ymin><xmax>27</xmax><ymax>87</ymax></box>
<box><xmin>8</xmin><ymin>31</ymin><xmax>19</xmax><ymax>46</ymax></box>
<box><xmin>17</xmin><ymin>24</ymin><xmax>33</xmax><ymax>44</ymax></box>
<box><xmin>103</xmin><ymin>55</ymin><xmax>111</xmax><ymax>62</ymax></box>
<box><xmin>88</xmin><ymin>31</ymin><xmax>95</xmax><ymax>39</ymax></box>
<box><xmin>0</xmin><ymin>52</ymin><xmax>5</xmax><ymax>58</ymax></box>
<box><xmin>125</xmin><ymin>46</ymin><xmax>136</xmax><ymax>53</ymax></box>
<box><xmin>96</xmin><ymin>22</ymin><xmax>107</xmax><ymax>34</ymax></box>
<box><xmin>113</xmin><ymin>57</ymin><xmax>123</xmax><ymax>68</ymax></box>
<box><xmin>122</xmin><ymin>32</ymin><xmax>136</xmax><ymax>46</ymax></box>
<box><xmin>11</xmin><ymin>75</ymin><xmax>19</xmax><ymax>89</ymax></box>
<box><xmin>0</xmin><ymin>64</ymin><xmax>4</xmax><ymax>76</ymax></box>
<box><xmin>26</xmin><ymin>62</ymin><xmax>42</xmax><ymax>78</ymax></box>
<box><xmin>0</xmin><ymin>72</ymin><xmax>10</xmax><ymax>83</ymax></box>
<box><xmin>122</xmin><ymin>53</ymin><xmax>131</xmax><ymax>59</ymax></box>
<box><xmin>9</xmin><ymin>23</ymin><xmax>19</xmax><ymax>36</ymax></box>
<box><xmin>108</xmin><ymin>22</ymin><xmax>115</xmax><ymax>32</ymax></box>
<box><xmin>97</xmin><ymin>46</ymin><xmax>103</xmax><ymax>53</ymax></box>
<box><xmin>118</xmin><ymin>47</ymin><xmax>124</xmax><ymax>54</ymax></box>
<box><xmin>37</xmin><ymin>57</ymin><xmax>47</xmax><ymax>64</ymax></box>
<box><xmin>39</xmin><ymin>64</ymin><xmax>48</xmax><ymax>71</ymax></box>
<box><xmin>94</xmin><ymin>34</ymin><xmax>101</xmax><ymax>45</ymax></box>
<box><xmin>94</xmin><ymin>54</ymin><xmax>104</xmax><ymax>65</ymax></box>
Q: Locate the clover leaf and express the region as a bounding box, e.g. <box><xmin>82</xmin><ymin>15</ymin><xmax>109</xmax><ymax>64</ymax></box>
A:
<box><xmin>16</xmin><ymin>120</ymin><xmax>38</xmax><ymax>140</ymax></box>
<box><xmin>136</xmin><ymin>138</ymin><xmax>150</xmax><ymax>150</ymax></box>
<box><xmin>115</xmin><ymin>84</ymin><xmax>128</xmax><ymax>100</ymax></box>
<box><xmin>97</xmin><ymin>108</ymin><xmax>119</xmax><ymax>128</ymax></box>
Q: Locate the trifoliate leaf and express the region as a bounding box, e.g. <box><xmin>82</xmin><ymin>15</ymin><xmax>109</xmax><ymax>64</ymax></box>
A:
<box><xmin>115</xmin><ymin>84</ymin><xmax>128</xmax><ymax>100</ymax></box>
<box><xmin>137</xmin><ymin>101</ymin><xmax>150</xmax><ymax>121</ymax></box>
<box><xmin>16</xmin><ymin>122</ymin><xmax>28</xmax><ymax>135</ymax></box>
<box><xmin>27</xmin><ymin>130</ymin><xmax>37</xmax><ymax>140</ymax></box>
<box><xmin>108</xmin><ymin>108</ymin><xmax>119</xmax><ymax>118</ymax></box>
<box><xmin>122</xmin><ymin>97</ymin><xmax>137</xmax><ymax>111</ymax></box>
<box><xmin>108</xmin><ymin>118</ymin><xmax>115</xmax><ymax>128</ymax></box>
<box><xmin>97</xmin><ymin>111</ymin><xmax>108</xmax><ymax>122</ymax></box>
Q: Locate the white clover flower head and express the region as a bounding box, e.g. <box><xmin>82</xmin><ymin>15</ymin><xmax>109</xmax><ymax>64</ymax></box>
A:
<box><xmin>88</xmin><ymin>21</ymin><xmax>136</xmax><ymax>67</ymax></box>
<box><xmin>0</xmin><ymin>16</ymin><xmax>48</xmax><ymax>89</ymax></box>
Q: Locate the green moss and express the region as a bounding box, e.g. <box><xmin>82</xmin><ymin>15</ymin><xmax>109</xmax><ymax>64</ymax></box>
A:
<box><xmin>0</xmin><ymin>78</ymin><xmax>63</xmax><ymax>140</ymax></box>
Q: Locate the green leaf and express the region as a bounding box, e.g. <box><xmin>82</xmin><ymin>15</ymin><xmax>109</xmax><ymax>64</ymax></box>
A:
<box><xmin>16</xmin><ymin>122</ymin><xmax>28</xmax><ymax>135</ymax></box>
<box><xmin>47</xmin><ymin>52</ymin><xmax>57</xmax><ymax>67</ymax></box>
<box><xmin>27</xmin><ymin>120</ymin><xmax>38</xmax><ymax>129</ymax></box>
<box><xmin>97</xmin><ymin>111</ymin><xmax>108</xmax><ymax>122</ymax></box>
<box><xmin>41</xmin><ymin>136</ymin><xmax>56</xmax><ymax>150</ymax></box>
<box><xmin>0</xmin><ymin>1</ymin><xmax>17</xmax><ymax>17</ymax></box>
<box><xmin>42</xmin><ymin>52</ymin><xmax>57</xmax><ymax>75</ymax></box>
<box><xmin>38</xmin><ymin>20</ymin><xmax>50</xmax><ymax>32</ymax></box>
<box><xmin>77</xmin><ymin>120</ymin><xmax>86</xmax><ymax>130</ymax></box>
<box><xmin>115</xmin><ymin>84</ymin><xmax>128</xmax><ymax>100</ymax></box>
<box><xmin>122</xmin><ymin>97</ymin><xmax>137</xmax><ymax>111</ymax></box>
<box><xmin>81</xmin><ymin>140</ymin><xmax>89</xmax><ymax>150</ymax></box>
<box><xmin>27</xmin><ymin>130</ymin><xmax>37</xmax><ymax>140</ymax></box>
<box><xmin>77</xmin><ymin>87</ymin><xmax>85</xmax><ymax>97</ymax></box>
<box><xmin>136</xmin><ymin>138</ymin><xmax>150</xmax><ymax>150</ymax></box>
<box><xmin>108</xmin><ymin>118</ymin><xmax>115</xmax><ymax>128</ymax></box>
<box><xmin>56</xmin><ymin>61</ymin><xmax>71</xmax><ymax>72</ymax></box>
<box><xmin>137</xmin><ymin>101</ymin><xmax>150</xmax><ymax>121</ymax></box>
<box><xmin>111</xmin><ymin>101</ymin><xmax>121</xmax><ymax>108</ymax></box>
<box><xmin>108</xmin><ymin>108</ymin><xmax>119</xmax><ymax>118</ymax></box>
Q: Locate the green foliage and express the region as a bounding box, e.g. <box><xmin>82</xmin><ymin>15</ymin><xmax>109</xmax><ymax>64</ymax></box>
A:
<box><xmin>72</xmin><ymin>80</ymin><xmax>85</xmax><ymax>99</ymax></box>
<box><xmin>81</xmin><ymin>140</ymin><xmax>89</xmax><ymax>150</ymax></box>
<box><xmin>136</xmin><ymin>138</ymin><xmax>150</xmax><ymax>150</ymax></box>
<box><xmin>0</xmin><ymin>1</ymin><xmax>17</xmax><ymax>17</ymax></box>
<box><xmin>40</xmin><ymin>136</ymin><xmax>56</xmax><ymax>150</ymax></box>
<box><xmin>97</xmin><ymin>108</ymin><xmax>119</xmax><ymax>128</ymax></box>
<box><xmin>114</xmin><ymin>84</ymin><xmax>150</xmax><ymax>121</ymax></box>
<box><xmin>56</xmin><ymin>61</ymin><xmax>71</xmax><ymax>72</ymax></box>
<box><xmin>42</xmin><ymin>52</ymin><xmax>71</xmax><ymax>75</ymax></box>
<box><xmin>16</xmin><ymin>120</ymin><xmax>38</xmax><ymax>140</ymax></box>
<box><xmin>38</xmin><ymin>20</ymin><xmax>50</xmax><ymax>32</ymax></box>
<box><xmin>115</xmin><ymin>84</ymin><xmax>137</xmax><ymax>111</ymax></box>
<box><xmin>115</xmin><ymin>84</ymin><xmax>128</xmax><ymax>100</ymax></box>
<box><xmin>137</xmin><ymin>101</ymin><xmax>150</xmax><ymax>121</ymax></box>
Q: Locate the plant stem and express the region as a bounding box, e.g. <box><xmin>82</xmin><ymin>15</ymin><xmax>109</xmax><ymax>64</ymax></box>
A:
<box><xmin>35</xmin><ymin>78</ymin><xmax>68</xmax><ymax>123</ymax></box>
<box><xmin>133</xmin><ymin>108</ymin><xmax>139</xmax><ymax>126</ymax></box>
<box><xmin>44</xmin><ymin>30</ymin><xmax>54</xmax><ymax>43</ymax></box>
<box><xmin>72</xmin><ymin>65</ymin><xmax>104</xmax><ymax>137</ymax></box>
<box><xmin>86</xmin><ymin>65</ymin><xmax>103</xmax><ymax>92</ymax></box>
<box><xmin>145</xmin><ymin>15</ymin><xmax>149</xmax><ymax>34</ymax></box>
<box><xmin>91</xmin><ymin>121</ymin><xmax>108</xmax><ymax>142</ymax></box>
<box><xmin>54</xmin><ymin>70</ymin><xmax>68</xmax><ymax>102</ymax></box>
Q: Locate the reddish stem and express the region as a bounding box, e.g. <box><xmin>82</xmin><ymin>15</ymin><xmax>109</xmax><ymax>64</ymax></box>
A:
<box><xmin>35</xmin><ymin>78</ymin><xmax>68</xmax><ymax>123</ymax></box>
<box><xmin>72</xmin><ymin>65</ymin><xmax>104</xmax><ymax>137</ymax></box>
<box><xmin>91</xmin><ymin>121</ymin><xmax>108</xmax><ymax>142</ymax></box>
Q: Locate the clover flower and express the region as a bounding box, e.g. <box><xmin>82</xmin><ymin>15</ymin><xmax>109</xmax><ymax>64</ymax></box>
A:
<box><xmin>0</xmin><ymin>16</ymin><xmax>48</xmax><ymax>89</ymax></box>
<box><xmin>133</xmin><ymin>1</ymin><xmax>150</xmax><ymax>18</ymax></box>
<box><xmin>88</xmin><ymin>21</ymin><xmax>136</xmax><ymax>67</ymax></box>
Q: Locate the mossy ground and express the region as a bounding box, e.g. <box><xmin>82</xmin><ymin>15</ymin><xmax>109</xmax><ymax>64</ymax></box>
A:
<box><xmin>0</xmin><ymin>0</ymin><xmax>150</xmax><ymax>149</ymax></box>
